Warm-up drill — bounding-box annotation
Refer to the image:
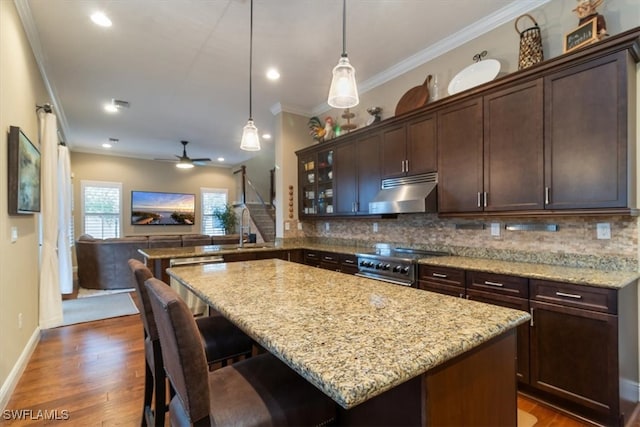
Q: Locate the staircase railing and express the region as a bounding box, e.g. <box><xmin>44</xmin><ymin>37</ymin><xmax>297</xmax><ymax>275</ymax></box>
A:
<box><xmin>233</xmin><ymin>166</ymin><xmax>276</xmax><ymax>241</ymax></box>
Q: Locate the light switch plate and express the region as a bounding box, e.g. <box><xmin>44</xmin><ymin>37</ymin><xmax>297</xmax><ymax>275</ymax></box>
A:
<box><xmin>284</xmin><ymin>222</ymin><xmax>290</xmax><ymax>231</ymax></box>
<box><xmin>596</xmin><ymin>223</ymin><xmax>611</xmax><ymax>239</ymax></box>
<box><xmin>297</xmin><ymin>222</ymin><xmax>302</xmax><ymax>230</ymax></box>
<box><xmin>490</xmin><ymin>223</ymin><xmax>500</xmax><ymax>237</ymax></box>
<box><xmin>11</xmin><ymin>226</ymin><xmax>18</xmax><ymax>243</ymax></box>
<box><xmin>373</xmin><ymin>223</ymin><xmax>378</xmax><ymax>233</ymax></box>
<box><xmin>324</xmin><ymin>222</ymin><xmax>330</xmax><ymax>231</ymax></box>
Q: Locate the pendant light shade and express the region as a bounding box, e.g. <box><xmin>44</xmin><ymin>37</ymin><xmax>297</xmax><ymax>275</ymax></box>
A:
<box><xmin>328</xmin><ymin>0</ymin><xmax>358</xmax><ymax>109</ymax></box>
<box><xmin>240</xmin><ymin>119</ymin><xmax>260</xmax><ymax>151</ymax></box>
<box><xmin>241</xmin><ymin>0</ymin><xmax>260</xmax><ymax>151</ymax></box>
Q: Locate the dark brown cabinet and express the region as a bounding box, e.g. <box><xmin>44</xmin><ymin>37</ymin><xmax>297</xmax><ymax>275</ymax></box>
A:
<box><xmin>437</xmin><ymin>98</ymin><xmax>483</xmax><ymax>213</ymax></box>
<box><xmin>438</xmin><ymin>80</ymin><xmax>544</xmax><ymax>214</ymax></box>
<box><xmin>381</xmin><ymin>114</ymin><xmax>437</xmax><ymax>180</ymax></box>
<box><xmin>298</xmin><ymin>148</ymin><xmax>334</xmax><ymax>217</ymax></box>
<box><xmin>333</xmin><ymin>133</ymin><xmax>381</xmax><ymax>215</ymax></box>
<box><xmin>303</xmin><ymin>249</ymin><xmax>358</xmax><ymax>274</ymax></box>
<box><xmin>417</xmin><ymin>265</ymin><xmax>466</xmax><ymax>297</ymax></box>
<box><xmin>527</xmin><ymin>279</ymin><xmax>631</xmax><ymax>426</ymax></box>
<box><xmin>544</xmin><ymin>52</ymin><xmax>631</xmax><ymax>210</ymax></box>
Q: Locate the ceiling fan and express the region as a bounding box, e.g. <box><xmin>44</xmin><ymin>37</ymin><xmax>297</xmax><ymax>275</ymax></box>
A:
<box><xmin>155</xmin><ymin>140</ymin><xmax>211</xmax><ymax>169</ymax></box>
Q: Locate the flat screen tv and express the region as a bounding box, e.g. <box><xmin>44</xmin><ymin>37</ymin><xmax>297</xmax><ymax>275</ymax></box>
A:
<box><xmin>131</xmin><ymin>191</ymin><xmax>195</xmax><ymax>225</ymax></box>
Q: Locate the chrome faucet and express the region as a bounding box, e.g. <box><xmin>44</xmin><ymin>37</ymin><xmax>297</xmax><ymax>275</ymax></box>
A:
<box><xmin>239</xmin><ymin>206</ymin><xmax>250</xmax><ymax>248</ymax></box>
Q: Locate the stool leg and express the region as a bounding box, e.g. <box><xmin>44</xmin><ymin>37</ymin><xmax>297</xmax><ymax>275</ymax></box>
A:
<box><xmin>142</xmin><ymin>361</ymin><xmax>153</xmax><ymax>427</ymax></box>
<box><xmin>152</xmin><ymin>342</ymin><xmax>166</xmax><ymax>426</ymax></box>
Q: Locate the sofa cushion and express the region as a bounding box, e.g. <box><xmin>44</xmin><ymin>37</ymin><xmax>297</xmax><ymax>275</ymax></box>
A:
<box><xmin>182</xmin><ymin>234</ymin><xmax>212</xmax><ymax>247</ymax></box>
<box><xmin>148</xmin><ymin>235</ymin><xmax>182</xmax><ymax>248</ymax></box>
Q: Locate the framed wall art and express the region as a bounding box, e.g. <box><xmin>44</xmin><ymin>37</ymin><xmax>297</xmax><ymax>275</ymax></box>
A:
<box><xmin>8</xmin><ymin>126</ymin><xmax>41</xmax><ymax>215</ymax></box>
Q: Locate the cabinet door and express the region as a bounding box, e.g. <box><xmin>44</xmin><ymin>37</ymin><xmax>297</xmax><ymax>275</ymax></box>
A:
<box><xmin>333</xmin><ymin>141</ymin><xmax>357</xmax><ymax>215</ymax></box>
<box><xmin>530</xmin><ymin>300</ymin><xmax>617</xmax><ymax>422</ymax></box>
<box><xmin>437</xmin><ymin>98</ymin><xmax>483</xmax><ymax>213</ymax></box>
<box><xmin>356</xmin><ymin>133</ymin><xmax>382</xmax><ymax>214</ymax></box>
<box><xmin>544</xmin><ymin>52</ymin><xmax>628</xmax><ymax>209</ymax></box>
<box><xmin>406</xmin><ymin>114</ymin><xmax>437</xmax><ymax>176</ymax></box>
<box><xmin>484</xmin><ymin>80</ymin><xmax>544</xmax><ymax>211</ymax></box>
<box><xmin>298</xmin><ymin>154</ymin><xmax>317</xmax><ymax>216</ymax></box>
<box><xmin>381</xmin><ymin>125</ymin><xmax>406</xmax><ymax>179</ymax></box>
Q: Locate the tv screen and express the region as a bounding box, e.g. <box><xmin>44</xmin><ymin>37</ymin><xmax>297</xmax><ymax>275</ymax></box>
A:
<box><xmin>131</xmin><ymin>191</ymin><xmax>195</xmax><ymax>225</ymax></box>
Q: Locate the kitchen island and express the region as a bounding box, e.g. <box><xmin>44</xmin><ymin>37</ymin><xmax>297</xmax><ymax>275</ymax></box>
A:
<box><xmin>168</xmin><ymin>258</ymin><xmax>530</xmax><ymax>425</ymax></box>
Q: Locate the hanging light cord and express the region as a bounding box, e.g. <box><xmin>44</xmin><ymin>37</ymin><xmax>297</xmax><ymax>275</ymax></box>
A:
<box><xmin>248</xmin><ymin>0</ymin><xmax>254</xmax><ymax>121</ymax></box>
<box><xmin>341</xmin><ymin>0</ymin><xmax>347</xmax><ymax>57</ymax></box>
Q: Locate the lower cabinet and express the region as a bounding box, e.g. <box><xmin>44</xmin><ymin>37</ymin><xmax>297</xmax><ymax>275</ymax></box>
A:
<box><xmin>303</xmin><ymin>249</ymin><xmax>358</xmax><ymax>274</ymax></box>
<box><xmin>417</xmin><ymin>265</ymin><xmax>638</xmax><ymax>426</ymax></box>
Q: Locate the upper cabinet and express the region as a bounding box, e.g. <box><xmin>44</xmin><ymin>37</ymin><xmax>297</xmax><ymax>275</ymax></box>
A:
<box><xmin>437</xmin><ymin>80</ymin><xmax>544</xmax><ymax>214</ymax></box>
<box><xmin>544</xmin><ymin>52</ymin><xmax>630</xmax><ymax>209</ymax></box>
<box><xmin>297</xmin><ymin>28</ymin><xmax>640</xmax><ymax>218</ymax></box>
<box><xmin>381</xmin><ymin>113</ymin><xmax>437</xmax><ymax>180</ymax></box>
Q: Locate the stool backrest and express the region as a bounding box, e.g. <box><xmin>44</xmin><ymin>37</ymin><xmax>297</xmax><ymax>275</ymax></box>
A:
<box><xmin>145</xmin><ymin>277</ymin><xmax>210</xmax><ymax>424</ymax></box>
<box><xmin>127</xmin><ymin>259</ymin><xmax>158</xmax><ymax>340</ymax></box>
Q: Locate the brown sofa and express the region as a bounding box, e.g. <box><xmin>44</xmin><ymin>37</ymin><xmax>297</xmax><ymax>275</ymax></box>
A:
<box><xmin>76</xmin><ymin>233</ymin><xmax>242</xmax><ymax>290</ymax></box>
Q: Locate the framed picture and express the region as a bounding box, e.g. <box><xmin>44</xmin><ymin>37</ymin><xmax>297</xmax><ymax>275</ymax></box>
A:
<box><xmin>564</xmin><ymin>17</ymin><xmax>598</xmax><ymax>53</ymax></box>
<box><xmin>8</xmin><ymin>126</ymin><xmax>41</xmax><ymax>214</ymax></box>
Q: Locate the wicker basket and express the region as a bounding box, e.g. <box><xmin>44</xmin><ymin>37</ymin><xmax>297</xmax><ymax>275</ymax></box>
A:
<box><xmin>516</xmin><ymin>14</ymin><xmax>543</xmax><ymax>70</ymax></box>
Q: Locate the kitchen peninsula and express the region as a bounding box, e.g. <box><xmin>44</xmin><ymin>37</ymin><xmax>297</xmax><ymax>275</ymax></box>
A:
<box><xmin>167</xmin><ymin>258</ymin><xmax>530</xmax><ymax>425</ymax></box>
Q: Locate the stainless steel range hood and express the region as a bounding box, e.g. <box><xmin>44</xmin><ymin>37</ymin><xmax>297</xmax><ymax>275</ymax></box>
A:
<box><xmin>369</xmin><ymin>173</ymin><xmax>438</xmax><ymax>214</ymax></box>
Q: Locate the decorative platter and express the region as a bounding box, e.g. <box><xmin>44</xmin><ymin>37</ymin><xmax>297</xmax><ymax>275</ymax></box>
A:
<box><xmin>447</xmin><ymin>59</ymin><xmax>501</xmax><ymax>95</ymax></box>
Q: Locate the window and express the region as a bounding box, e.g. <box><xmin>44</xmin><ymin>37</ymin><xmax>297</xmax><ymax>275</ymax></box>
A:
<box><xmin>201</xmin><ymin>188</ymin><xmax>228</xmax><ymax>236</ymax></box>
<box><xmin>81</xmin><ymin>180</ymin><xmax>122</xmax><ymax>239</ymax></box>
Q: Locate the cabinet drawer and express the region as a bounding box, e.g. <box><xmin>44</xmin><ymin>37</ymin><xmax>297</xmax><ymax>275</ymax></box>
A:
<box><xmin>531</xmin><ymin>279</ymin><xmax>616</xmax><ymax>314</ymax></box>
<box><xmin>467</xmin><ymin>271</ymin><xmax>529</xmax><ymax>299</ymax></box>
<box><xmin>304</xmin><ymin>250</ymin><xmax>321</xmax><ymax>267</ymax></box>
<box><xmin>418</xmin><ymin>281</ymin><xmax>465</xmax><ymax>298</ymax></box>
<box><xmin>418</xmin><ymin>266</ymin><xmax>465</xmax><ymax>287</ymax></box>
<box><xmin>340</xmin><ymin>254</ymin><xmax>358</xmax><ymax>275</ymax></box>
<box><xmin>320</xmin><ymin>252</ymin><xmax>339</xmax><ymax>264</ymax></box>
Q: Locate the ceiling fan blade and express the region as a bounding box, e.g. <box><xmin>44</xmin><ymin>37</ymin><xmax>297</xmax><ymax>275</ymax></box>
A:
<box><xmin>191</xmin><ymin>158</ymin><xmax>211</xmax><ymax>162</ymax></box>
<box><xmin>153</xmin><ymin>158</ymin><xmax>179</xmax><ymax>162</ymax></box>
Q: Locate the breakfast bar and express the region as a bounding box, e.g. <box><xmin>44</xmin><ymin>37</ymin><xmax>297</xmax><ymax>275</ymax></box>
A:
<box><xmin>167</xmin><ymin>258</ymin><xmax>530</xmax><ymax>425</ymax></box>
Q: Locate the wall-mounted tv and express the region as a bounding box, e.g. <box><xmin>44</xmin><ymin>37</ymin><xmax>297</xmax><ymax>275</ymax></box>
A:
<box><xmin>131</xmin><ymin>191</ymin><xmax>195</xmax><ymax>225</ymax></box>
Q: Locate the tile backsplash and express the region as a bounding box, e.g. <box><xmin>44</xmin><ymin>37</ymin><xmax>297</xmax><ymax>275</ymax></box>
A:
<box><xmin>284</xmin><ymin>214</ymin><xmax>639</xmax><ymax>271</ymax></box>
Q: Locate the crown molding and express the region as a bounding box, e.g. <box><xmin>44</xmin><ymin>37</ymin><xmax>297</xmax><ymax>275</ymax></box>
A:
<box><xmin>270</xmin><ymin>102</ymin><xmax>312</xmax><ymax>118</ymax></box>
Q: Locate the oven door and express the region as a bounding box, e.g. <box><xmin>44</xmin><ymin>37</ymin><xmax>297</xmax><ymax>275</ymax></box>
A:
<box><xmin>355</xmin><ymin>272</ymin><xmax>415</xmax><ymax>287</ymax></box>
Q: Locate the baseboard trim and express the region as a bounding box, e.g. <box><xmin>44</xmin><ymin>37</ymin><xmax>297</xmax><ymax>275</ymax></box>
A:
<box><xmin>0</xmin><ymin>327</ymin><xmax>41</xmax><ymax>411</ymax></box>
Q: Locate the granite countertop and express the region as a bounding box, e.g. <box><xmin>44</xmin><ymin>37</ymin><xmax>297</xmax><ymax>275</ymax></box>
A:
<box><xmin>167</xmin><ymin>259</ymin><xmax>529</xmax><ymax>409</ymax></box>
<box><xmin>418</xmin><ymin>256</ymin><xmax>640</xmax><ymax>289</ymax></box>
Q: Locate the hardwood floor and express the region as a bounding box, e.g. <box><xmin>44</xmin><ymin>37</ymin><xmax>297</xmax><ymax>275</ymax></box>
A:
<box><xmin>2</xmin><ymin>293</ymin><xmax>636</xmax><ymax>426</ymax></box>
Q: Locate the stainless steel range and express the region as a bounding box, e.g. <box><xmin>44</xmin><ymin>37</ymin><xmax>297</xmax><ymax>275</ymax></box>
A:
<box><xmin>355</xmin><ymin>245</ymin><xmax>448</xmax><ymax>287</ymax></box>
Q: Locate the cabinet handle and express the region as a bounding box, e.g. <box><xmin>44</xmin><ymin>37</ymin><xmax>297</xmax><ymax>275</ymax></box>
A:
<box><xmin>307</xmin><ymin>253</ymin><xmax>317</xmax><ymax>258</ymax></box>
<box><xmin>477</xmin><ymin>192</ymin><xmax>482</xmax><ymax>208</ymax></box>
<box><xmin>432</xmin><ymin>273</ymin><xmax>448</xmax><ymax>278</ymax></box>
<box><xmin>483</xmin><ymin>280</ymin><xmax>504</xmax><ymax>287</ymax></box>
<box><xmin>459</xmin><ymin>293</ymin><xmax>464</xmax><ymax>298</ymax></box>
<box><xmin>545</xmin><ymin>187</ymin><xmax>550</xmax><ymax>205</ymax></box>
<box><xmin>344</xmin><ymin>259</ymin><xmax>355</xmax><ymax>264</ymax></box>
<box><xmin>555</xmin><ymin>291</ymin><xmax>582</xmax><ymax>299</ymax></box>
<box><xmin>483</xmin><ymin>192</ymin><xmax>487</xmax><ymax>208</ymax></box>
<box><xmin>530</xmin><ymin>308</ymin><xmax>534</xmax><ymax>327</ymax></box>
<box><xmin>401</xmin><ymin>160</ymin><xmax>405</xmax><ymax>173</ymax></box>
<box><xmin>405</xmin><ymin>159</ymin><xmax>409</xmax><ymax>173</ymax></box>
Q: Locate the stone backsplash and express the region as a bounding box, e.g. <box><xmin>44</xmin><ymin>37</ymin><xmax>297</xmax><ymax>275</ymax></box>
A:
<box><xmin>283</xmin><ymin>214</ymin><xmax>639</xmax><ymax>272</ymax></box>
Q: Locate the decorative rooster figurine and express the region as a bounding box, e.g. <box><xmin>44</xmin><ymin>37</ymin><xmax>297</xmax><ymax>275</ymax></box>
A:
<box><xmin>308</xmin><ymin>116</ymin><xmax>327</xmax><ymax>142</ymax></box>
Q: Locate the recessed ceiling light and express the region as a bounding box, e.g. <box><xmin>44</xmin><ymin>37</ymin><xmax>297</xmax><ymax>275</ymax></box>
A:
<box><xmin>90</xmin><ymin>12</ymin><xmax>112</xmax><ymax>27</ymax></box>
<box><xmin>266</xmin><ymin>68</ymin><xmax>280</xmax><ymax>80</ymax></box>
<box><xmin>104</xmin><ymin>99</ymin><xmax>130</xmax><ymax>113</ymax></box>
<box><xmin>102</xmin><ymin>143</ymin><xmax>112</xmax><ymax>148</ymax></box>
<box><xmin>104</xmin><ymin>103</ymin><xmax>118</xmax><ymax>113</ymax></box>
<box><xmin>217</xmin><ymin>157</ymin><xmax>225</xmax><ymax>162</ymax></box>
<box><xmin>262</xmin><ymin>133</ymin><xmax>272</xmax><ymax>140</ymax></box>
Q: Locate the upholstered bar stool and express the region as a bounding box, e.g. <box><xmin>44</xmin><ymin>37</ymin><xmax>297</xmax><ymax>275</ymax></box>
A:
<box><xmin>127</xmin><ymin>259</ymin><xmax>253</xmax><ymax>426</ymax></box>
<box><xmin>145</xmin><ymin>277</ymin><xmax>337</xmax><ymax>426</ymax></box>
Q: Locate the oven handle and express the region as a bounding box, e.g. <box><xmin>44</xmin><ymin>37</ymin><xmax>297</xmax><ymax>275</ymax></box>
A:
<box><xmin>355</xmin><ymin>273</ymin><xmax>414</xmax><ymax>287</ymax></box>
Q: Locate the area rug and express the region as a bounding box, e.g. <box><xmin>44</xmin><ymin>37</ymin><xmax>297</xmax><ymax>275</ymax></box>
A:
<box><xmin>61</xmin><ymin>293</ymin><xmax>139</xmax><ymax>327</ymax></box>
<box><xmin>77</xmin><ymin>286</ymin><xmax>135</xmax><ymax>298</ymax></box>
<box><xmin>518</xmin><ymin>408</ymin><xmax>538</xmax><ymax>427</ymax></box>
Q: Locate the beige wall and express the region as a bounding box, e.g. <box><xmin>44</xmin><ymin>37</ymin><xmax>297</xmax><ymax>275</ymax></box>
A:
<box><xmin>70</xmin><ymin>152</ymin><xmax>236</xmax><ymax>238</ymax></box>
<box><xmin>0</xmin><ymin>1</ymin><xmax>49</xmax><ymax>405</ymax></box>
<box><xmin>234</xmin><ymin>140</ymin><xmax>275</xmax><ymax>205</ymax></box>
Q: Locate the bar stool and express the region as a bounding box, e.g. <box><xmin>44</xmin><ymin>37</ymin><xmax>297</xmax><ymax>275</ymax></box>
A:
<box><xmin>145</xmin><ymin>277</ymin><xmax>337</xmax><ymax>426</ymax></box>
<box><xmin>127</xmin><ymin>259</ymin><xmax>253</xmax><ymax>426</ymax></box>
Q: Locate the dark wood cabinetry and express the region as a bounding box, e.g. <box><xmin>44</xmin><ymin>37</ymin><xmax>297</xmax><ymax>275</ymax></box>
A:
<box><xmin>381</xmin><ymin>114</ymin><xmax>437</xmax><ymax>179</ymax></box>
<box><xmin>544</xmin><ymin>52</ymin><xmax>631</xmax><ymax>210</ymax></box>
<box><xmin>526</xmin><ymin>279</ymin><xmax>637</xmax><ymax>426</ymax></box>
<box><xmin>333</xmin><ymin>133</ymin><xmax>381</xmax><ymax>215</ymax></box>
<box><xmin>417</xmin><ymin>265</ymin><xmax>466</xmax><ymax>297</ymax></box>
<box><xmin>303</xmin><ymin>249</ymin><xmax>358</xmax><ymax>274</ymax></box>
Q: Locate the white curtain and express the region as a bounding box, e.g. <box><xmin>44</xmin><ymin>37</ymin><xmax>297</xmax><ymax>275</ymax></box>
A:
<box><xmin>39</xmin><ymin>112</ymin><xmax>63</xmax><ymax>328</ymax></box>
<box><xmin>57</xmin><ymin>145</ymin><xmax>73</xmax><ymax>294</ymax></box>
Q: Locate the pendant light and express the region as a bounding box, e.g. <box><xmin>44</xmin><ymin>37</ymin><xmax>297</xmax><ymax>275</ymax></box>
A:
<box><xmin>327</xmin><ymin>0</ymin><xmax>359</xmax><ymax>109</ymax></box>
<box><xmin>240</xmin><ymin>0</ymin><xmax>261</xmax><ymax>151</ymax></box>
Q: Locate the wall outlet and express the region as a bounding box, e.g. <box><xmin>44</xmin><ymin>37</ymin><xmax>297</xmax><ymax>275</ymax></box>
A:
<box><xmin>373</xmin><ymin>223</ymin><xmax>378</xmax><ymax>233</ymax></box>
<box><xmin>596</xmin><ymin>222</ymin><xmax>611</xmax><ymax>239</ymax></box>
<box><xmin>11</xmin><ymin>226</ymin><xmax>18</xmax><ymax>243</ymax></box>
<box><xmin>490</xmin><ymin>223</ymin><xmax>501</xmax><ymax>237</ymax></box>
<box><xmin>284</xmin><ymin>222</ymin><xmax>290</xmax><ymax>231</ymax></box>
<box><xmin>297</xmin><ymin>222</ymin><xmax>302</xmax><ymax>230</ymax></box>
<box><xmin>324</xmin><ymin>222</ymin><xmax>330</xmax><ymax>232</ymax></box>
<box><xmin>18</xmin><ymin>313</ymin><xmax>23</xmax><ymax>329</ymax></box>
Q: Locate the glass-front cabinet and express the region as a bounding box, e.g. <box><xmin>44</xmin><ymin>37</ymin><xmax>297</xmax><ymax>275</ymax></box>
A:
<box><xmin>298</xmin><ymin>148</ymin><xmax>334</xmax><ymax>217</ymax></box>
